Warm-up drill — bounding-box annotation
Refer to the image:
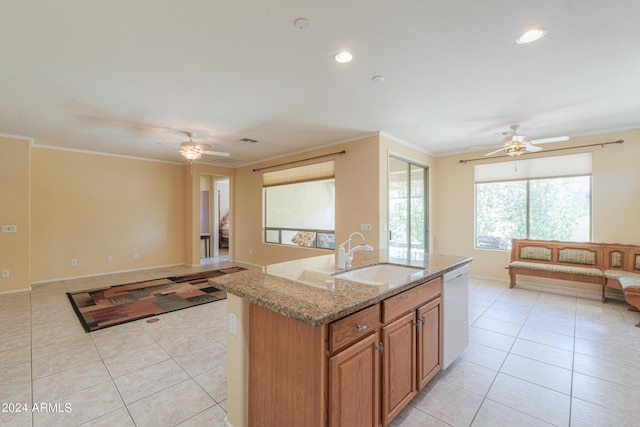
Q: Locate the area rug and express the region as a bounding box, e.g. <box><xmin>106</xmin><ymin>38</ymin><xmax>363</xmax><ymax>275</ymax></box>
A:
<box><xmin>67</xmin><ymin>267</ymin><xmax>245</xmax><ymax>332</ymax></box>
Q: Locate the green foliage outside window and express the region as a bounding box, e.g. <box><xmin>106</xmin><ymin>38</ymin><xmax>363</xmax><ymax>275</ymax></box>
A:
<box><xmin>476</xmin><ymin>176</ymin><xmax>591</xmax><ymax>249</ymax></box>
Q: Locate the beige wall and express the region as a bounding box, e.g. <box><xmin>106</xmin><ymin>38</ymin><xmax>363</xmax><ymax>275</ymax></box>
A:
<box><xmin>233</xmin><ymin>136</ymin><xmax>381</xmax><ymax>266</ymax></box>
<box><xmin>432</xmin><ymin>128</ymin><xmax>640</xmax><ymax>282</ymax></box>
<box><xmin>8</xmin><ymin>127</ymin><xmax>639</xmax><ymax>287</ymax></box>
<box><xmin>0</xmin><ymin>136</ymin><xmax>30</xmax><ymax>293</ymax></box>
<box><xmin>30</xmin><ymin>147</ymin><xmax>188</xmax><ymax>282</ymax></box>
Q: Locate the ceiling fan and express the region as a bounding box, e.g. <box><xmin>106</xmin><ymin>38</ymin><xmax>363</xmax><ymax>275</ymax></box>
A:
<box><xmin>174</xmin><ymin>131</ymin><xmax>230</xmax><ymax>160</ymax></box>
<box><xmin>484</xmin><ymin>124</ymin><xmax>570</xmax><ymax>157</ymax></box>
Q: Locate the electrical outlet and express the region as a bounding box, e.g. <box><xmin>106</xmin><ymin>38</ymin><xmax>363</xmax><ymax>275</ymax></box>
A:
<box><xmin>71</xmin><ymin>259</ymin><xmax>78</xmax><ymax>266</ymax></box>
<box><xmin>134</xmin><ymin>253</ymin><xmax>139</xmax><ymax>259</ymax></box>
<box><xmin>1</xmin><ymin>270</ymin><xmax>9</xmax><ymax>278</ymax></box>
<box><xmin>249</xmin><ymin>249</ymin><xmax>253</xmax><ymax>255</ymax></box>
<box><xmin>107</xmin><ymin>255</ymin><xmax>113</xmax><ymax>262</ymax></box>
<box><xmin>229</xmin><ymin>312</ymin><xmax>238</xmax><ymax>336</ymax></box>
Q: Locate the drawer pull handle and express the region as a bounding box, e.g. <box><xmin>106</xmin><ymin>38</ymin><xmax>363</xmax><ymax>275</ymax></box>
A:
<box><xmin>356</xmin><ymin>324</ymin><xmax>367</xmax><ymax>331</ymax></box>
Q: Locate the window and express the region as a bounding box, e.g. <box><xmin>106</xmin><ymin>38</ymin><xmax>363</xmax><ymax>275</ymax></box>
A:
<box><xmin>263</xmin><ymin>161</ymin><xmax>335</xmax><ymax>249</ymax></box>
<box><xmin>475</xmin><ymin>153</ymin><xmax>592</xmax><ymax>250</ymax></box>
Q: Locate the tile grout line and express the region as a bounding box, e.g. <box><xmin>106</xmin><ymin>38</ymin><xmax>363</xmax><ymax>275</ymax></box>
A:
<box><xmin>467</xmin><ymin>284</ymin><xmax>541</xmax><ymax>426</ymax></box>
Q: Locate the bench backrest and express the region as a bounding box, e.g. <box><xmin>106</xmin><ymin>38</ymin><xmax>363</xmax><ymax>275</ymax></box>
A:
<box><xmin>603</xmin><ymin>244</ymin><xmax>640</xmax><ymax>274</ymax></box>
<box><xmin>511</xmin><ymin>239</ymin><xmax>604</xmax><ymax>269</ymax></box>
<box><xmin>512</xmin><ymin>239</ymin><xmax>640</xmax><ymax>273</ymax></box>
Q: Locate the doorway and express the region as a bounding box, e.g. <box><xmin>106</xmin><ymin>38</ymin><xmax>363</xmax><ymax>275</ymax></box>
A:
<box><xmin>388</xmin><ymin>156</ymin><xmax>429</xmax><ymax>260</ymax></box>
<box><xmin>200</xmin><ymin>175</ymin><xmax>230</xmax><ymax>261</ymax></box>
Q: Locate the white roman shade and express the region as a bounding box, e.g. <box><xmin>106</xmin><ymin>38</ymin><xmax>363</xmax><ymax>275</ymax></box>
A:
<box><xmin>263</xmin><ymin>161</ymin><xmax>335</xmax><ymax>187</ymax></box>
<box><xmin>474</xmin><ymin>153</ymin><xmax>592</xmax><ymax>183</ymax></box>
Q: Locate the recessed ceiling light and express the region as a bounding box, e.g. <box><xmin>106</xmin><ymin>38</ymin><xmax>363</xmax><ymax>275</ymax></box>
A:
<box><xmin>517</xmin><ymin>28</ymin><xmax>547</xmax><ymax>44</ymax></box>
<box><xmin>334</xmin><ymin>51</ymin><xmax>353</xmax><ymax>63</ymax></box>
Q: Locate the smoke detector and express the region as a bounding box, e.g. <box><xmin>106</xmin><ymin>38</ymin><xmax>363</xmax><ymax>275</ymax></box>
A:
<box><xmin>294</xmin><ymin>18</ymin><xmax>310</xmax><ymax>30</ymax></box>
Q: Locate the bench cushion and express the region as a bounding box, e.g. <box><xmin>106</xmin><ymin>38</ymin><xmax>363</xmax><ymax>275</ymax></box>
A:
<box><xmin>510</xmin><ymin>261</ymin><xmax>603</xmax><ymax>277</ymax></box>
<box><xmin>604</xmin><ymin>270</ymin><xmax>640</xmax><ymax>280</ymax></box>
<box><xmin>618</xmin><ymin>276</ymin><xmax>640</xmax><ymax>293</ymax></box>
<box><xmin>558</xmin><ymin>248</ymin><xmax>597</xmax><ymax>265</ymax></box>
<box><xmin>520</xmin><ymin>246</ymin><xmax>552</xmax><ymax>261</ymax></box>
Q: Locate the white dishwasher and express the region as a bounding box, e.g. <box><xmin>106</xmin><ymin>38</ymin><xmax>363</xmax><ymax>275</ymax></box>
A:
<box><xmin>441</xmin><ymin>264</ymin><xmax>469</xmax><ymax>369</ymax></box>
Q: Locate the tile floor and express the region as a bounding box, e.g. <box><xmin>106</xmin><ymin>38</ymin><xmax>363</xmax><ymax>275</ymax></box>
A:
<box><xmin>2</xmin><ymin>266</ymin><xmax>640</xmax><ymax>426</ymax></box>
<box><xmin>391</xmin><ymin>278</ymin><xmax>640</xmax><ymax>427</ymax></box>
<box><xmin>0</xmin><ymin>258</ymin><xmax>239</xmax><ymax>427</ymax></box>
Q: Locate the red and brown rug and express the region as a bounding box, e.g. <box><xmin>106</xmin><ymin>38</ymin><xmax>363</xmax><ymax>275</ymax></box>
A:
<box><xmin>67</xmin><ymin>267</ymin><xmax>245</xmax><ymax>332</ymax></box>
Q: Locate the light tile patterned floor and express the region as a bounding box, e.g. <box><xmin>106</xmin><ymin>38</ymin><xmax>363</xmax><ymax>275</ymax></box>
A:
<box><xmin>2</xmin><ymin>267</ymin><xmax>640</xmax><ymax>426</ymax></box>
<box><xmin>392</xmin><ymin>278</ymin><xmax>640</xmax><ymax>427</ymax></box>
<box><xmin>0</xmin><ymin>258</ymin><xmax>237</xmax><ymax>427</ymax></box>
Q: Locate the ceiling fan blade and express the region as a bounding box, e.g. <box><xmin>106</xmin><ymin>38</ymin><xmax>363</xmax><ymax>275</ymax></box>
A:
<box><xmin>484</xmin><ymin>147</ymin><xmax>508</xmax><ymax>156</ymax></box>
<box><xmin>203</xmin><ymin>150</ymin><xmax>230</xmax><ymax>157</ymax></box>
<box><xmin>529</xmin><ymin>136</ymin><xmax>570</xmax><ymax>144</ymax></box>
<box><xmin>525</xmin><ymin>144</ymin><xmax>543</xmax><ymax>152</ymax></box>
<box><xmin>157</xmin><ymin>142</ymin><xmax>180</xmax><ymax>149</ymax></box>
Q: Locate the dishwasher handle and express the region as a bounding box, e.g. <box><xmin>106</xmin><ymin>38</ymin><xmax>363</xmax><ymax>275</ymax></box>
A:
<box><xmin>443</xmin><ymin>265</ymin><xmax>469</xmax><ymax>281</ymax></box>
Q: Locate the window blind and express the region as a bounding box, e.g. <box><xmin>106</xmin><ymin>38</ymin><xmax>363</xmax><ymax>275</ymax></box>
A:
<box><xmin>263</xmin><ymin>160</ymin><xmax>335</xmax><ymax>187</ymax></box>
<box><xmin>474</xmin><ymin>153</ymin><xmax>592</xmax><ymax>183</ymax></box>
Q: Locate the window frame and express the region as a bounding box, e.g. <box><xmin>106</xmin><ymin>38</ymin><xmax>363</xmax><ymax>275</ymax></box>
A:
<box><xmin>474</xmin><ymin>173</ymin><xmax>593</xmax><ymax>250</ymax></box>
<box><xmin>262</xmin><ymin>162</ymin><xmax>336</xmax><ymax>250</ymax></box>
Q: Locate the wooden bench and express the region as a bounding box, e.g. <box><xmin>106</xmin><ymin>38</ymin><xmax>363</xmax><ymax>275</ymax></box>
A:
<box><xmin>602</xmin><ymin>244</ymin><xmax>640</xmax><ymax>326</ymax></box>
<box><xmin>507</xmin><ymin>239</ymin><xmax>640</xmax><ymax>326</ymax></box>
<box><xmin>508</xmin><ymin>239</ymin><xmax>605</xmax><ymax>298</ymax></box>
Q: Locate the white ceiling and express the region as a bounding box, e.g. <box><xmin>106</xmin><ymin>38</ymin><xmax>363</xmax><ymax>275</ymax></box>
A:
<box><xmin>2</xmin><ymin>1</ymin><xmax>639</xmax><ymax>166</ymax></box>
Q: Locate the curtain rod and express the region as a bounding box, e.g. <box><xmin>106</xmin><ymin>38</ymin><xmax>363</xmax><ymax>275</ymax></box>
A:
<box><xmin>459</xmin><ymin>140</ymin><xmax>624</xmax><ymax>164</ymax></box>
<box><xmin>252</xmin><ymin>150</ymin><xmax>346</xmax><ymax>172</ymax></box>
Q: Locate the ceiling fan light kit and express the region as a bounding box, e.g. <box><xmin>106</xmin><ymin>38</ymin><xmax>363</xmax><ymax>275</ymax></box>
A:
<box><xmin>504</xmin><ymin>144</ymin><xmax>526</xmax><ymax>157</ymax></box>
<box><xmin>179</xmin><ymin>144</ymin><xmax>202</xmax><ymax>160</ymax></box>
<box><xmin>483</xmin><ymin>124</ymin><xmax>569</xmax><ymax>157</ymax></box>
<box><xmin>175</xmin><ymin>130</ymin><xmax>230</xmax><ymax>161</ymax></box>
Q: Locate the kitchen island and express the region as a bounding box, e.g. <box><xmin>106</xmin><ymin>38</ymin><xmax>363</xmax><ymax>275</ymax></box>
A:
<box><xmin>211</xmin><ymin>250</ymin><xmax>472</xmax><ymax>427</ymax></box>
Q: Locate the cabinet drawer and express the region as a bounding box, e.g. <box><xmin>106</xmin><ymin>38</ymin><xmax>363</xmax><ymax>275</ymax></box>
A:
<box><xmin>382</xmin><ymin>277</ymin><xmax>442</xmax><ymax>324</ymax></box>
<box><xmin>329</xmin><ymin>304</ymin><xmax>380</xmax><ymax>353</ymax></box>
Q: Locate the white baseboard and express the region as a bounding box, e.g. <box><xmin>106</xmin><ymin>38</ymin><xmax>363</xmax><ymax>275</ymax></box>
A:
<box><xmin>30</xmin><ymin>263</ymin><xmax>186</xmax><ymax>285</ymax></box>
<box><xmin>0</xmin><ymin>287</ymin><xmax>31</xmax><ymax>295</ymax></box>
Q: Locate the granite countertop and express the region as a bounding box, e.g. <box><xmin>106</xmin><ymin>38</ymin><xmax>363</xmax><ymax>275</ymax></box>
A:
<box><xmin>210</xmin><ymin>250</ymin><xmax>472</xmax><ymax>327</ymax></box>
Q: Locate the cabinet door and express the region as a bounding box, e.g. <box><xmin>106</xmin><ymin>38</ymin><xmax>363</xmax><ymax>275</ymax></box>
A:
<box><xmin>329</xmin><ymin>332</ymin><xmax>380</xmax><ymax>427</ymax></box>
<box><xmin>381</xmin><ymin>311</ymin><xmax>417</xmax><ymax>425</ymax></box>
<box><xmin>417</xmin><ymin>297</ymin><xmax>441</xmax><ymax>390</ymax></box>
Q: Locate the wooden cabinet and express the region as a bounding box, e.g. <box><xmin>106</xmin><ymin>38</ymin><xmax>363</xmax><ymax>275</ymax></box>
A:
<box><xmin>329</xmin><ymin>304</ymin><xmax>380</xmax><ymax>353</ymax></box>
<box><xmin>248</xmin><ymin>277</ymin><xmax>442</xmax><ymax>427</ymax></box>
<box><xmin>417</xmin><ymin>297</ymin><xmax>441</xmax><ymax>389</ymax></box>
<box><xmin>380</xmin><ymin>278</ymin><xmax>442</xmax><ymax>425</ymax></box>
<box><xmin>329</xmin><ymin>332</ymin><xmax>380</xmax><ymax>427</ymax></box>
<box><xmin>249</xmin><ymin>304</ymin><xmax>328</xmax><ymax>427</ymax></box>
<box><xmin>381</xmin><ymin>311</ymin><xmax>417</xmax><ymax>424</ymax></box>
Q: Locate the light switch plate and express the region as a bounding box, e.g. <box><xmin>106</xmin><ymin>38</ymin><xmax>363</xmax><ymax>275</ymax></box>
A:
<box><xmin>1</xmin><ymin>225</ymin><xmax>17</xmax><ymax>233</ymax></box>
<box><xmin>229</xmin><ymin>312</ymin><xmax>238</xmax><ymax>336</ymax></box>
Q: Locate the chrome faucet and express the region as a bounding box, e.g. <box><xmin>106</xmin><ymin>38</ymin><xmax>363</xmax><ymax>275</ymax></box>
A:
<box><xmin>337</xmin><ymin>232</ymin><xmax>373</xmax><ymax>269</ymax></box>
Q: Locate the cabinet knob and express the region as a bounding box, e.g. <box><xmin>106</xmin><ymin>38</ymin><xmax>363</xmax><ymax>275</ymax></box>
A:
<box><xmin>356</xmin><ymin>324</ymin><xmax>367</xmax><ymax>331</ymax></box>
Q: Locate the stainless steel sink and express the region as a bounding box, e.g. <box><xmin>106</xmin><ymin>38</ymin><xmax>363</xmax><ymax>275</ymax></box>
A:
<box><xmin>333</xmin><ymin>264</ymin><xmax>424</xmax><ymax>286</ymax></box>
